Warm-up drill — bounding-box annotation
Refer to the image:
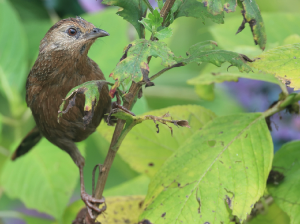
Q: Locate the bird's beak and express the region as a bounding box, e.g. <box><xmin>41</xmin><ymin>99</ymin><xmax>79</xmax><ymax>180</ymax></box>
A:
<box><xmin>85</xmin><ymin>28</ymin><xmax>109</xmax><ymax>40</ymax></box>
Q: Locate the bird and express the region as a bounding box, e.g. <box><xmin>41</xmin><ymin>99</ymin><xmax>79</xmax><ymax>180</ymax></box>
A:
<box><xmin>11</xmin><ymin>16</ymin><xmax>111</xmax><ymax>218</ymax></box>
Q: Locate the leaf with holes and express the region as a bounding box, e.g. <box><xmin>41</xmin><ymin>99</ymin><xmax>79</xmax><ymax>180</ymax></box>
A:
<box><xmin>268</xmin><ymin>141</ymin><xmax>300</xmax><ymax>224</ymax></box>
<box><xmin>102</xmin><ymin>0</ymin><xmax>147</xmax><ymax>38</ymax></box>
<box><xmin>177</xmin><ymin>40</ymin><xmax>253</xmax><ymax>73</ymax></box>
<box><xmin>1</xmin><ymin>139</ymin><xmax>85</xmax><ymax>221</ymax></box>
<box><xmin>170</xmin><ymin>0</ymin><xmax>224</xmax><ymax>24</ymax></box>
<box><xmin>201</xmin><ymin>0</ymin><xmax>223</xmax><ymax>15</ymax></box>
<box><xmin>57</xmin><ymin>80</ymin><xmax>109</xmax><ymax>127</ymax></box>
<box><xmin>223</xmin><ymin>0</ymin><xmax>238</xmax><ymax>13</ymax></box>
<box><xmin>236</xmin><ymin>0</ymin><xmax>266</xmax><ymax>50</ymax></box>
<box><xmin>139</xmin><ymin>113</ymin><xmax>273</xmax><ymax>223</ymax></box>
<box><xmin>109</xmin><ymin>39</ymin><xmax>177</xmax><ymax>96</ymax></box>
<box><xmin>98</xmin><ymin>105</ymin><xmax>216</xmax><ymax>177</ymax></box>
<box><xmin>201</xmin><ymin>0</ymin><xmax>237</xmax><ymax>15</ymax></box>
<box><xmin>251</xmin><ymin>43</ymin><xmax>300</xmax><ymax>90</ymax></box>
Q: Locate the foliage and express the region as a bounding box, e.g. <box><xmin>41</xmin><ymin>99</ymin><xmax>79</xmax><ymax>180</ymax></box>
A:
<box><xmin>268</xmin><ymin>141</ymin><xmax>300</xmax><ymax>224</ymax></box>
<box><xmin>0</xmin><ymin>0</ymin><xmax>299</xmax><ymax>224</ymax></box>
<box><xmin>171</xmin><ymin>0</ymin><xmax>224</xmax><ymax>24</ymax></box>
<box><xmin>139</xmin><ymin>9</ymin><xmax>173</xmax><ymax>40</ymax></box>
<box><xmin>237</xmin><ymin>0</ymin><xmax>267</xmax><ymax>50</ymax></box>
<box><xmin>1</xmin><ymin>140</ymin><xmax>85</xmax><ymax>221</ymax></box>
<box><xmin>57</xmin><ymin>80</ymin><xmax>109</xmax><ymax>127</ymax></box>
<box><xmin>140</xmin><ymin>113</ymin><xmax>273</xmax><ymax>223</ymax></box>
<box><xmin>101</xmin><ymin>0</ymin><xmax>147</xmax><ymax>38</ymax></box>
<box><xmin>98</xmin><ymin>105</ymin><xmax>216</xmax><ymax>177</ymax></box>
<box><xmin>251</xmin><ymin>43</ymin><xmax>300</xmax><ymax>90</ymax></box>
<box><xmin>109</xmin><ymin>39</ymin><xmax>176</xmax><ymax>95</ymax></box>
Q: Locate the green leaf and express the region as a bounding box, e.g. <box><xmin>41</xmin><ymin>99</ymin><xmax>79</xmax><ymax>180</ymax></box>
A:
<box><xmin>9</xmin><ymin>0</ymin><xmax>51</xmax><ymax>64</ymax></box>
<box><xmin>139</xmin><ymin>9</ymin><xmax>173</xmax><ymax>40</ymax></box>
<box><xmin>57</xmin><ymin>80</ymin><xmax>109</xmax><ymax>128</ymax></box>
<box><xmin>172</xmin><ymin>0</ymin><xmax>224</xmax><ymax>24</ymax></box>
<box><xmin>251</xmin><ymin>43</ymin><xmax>300</xmax><ymax>90</ymax></box>
<box><xmin>201</xmin><ymin>0</ymin><xmax>223</xmax><ymax>15</ymax></box>
<box><xmin>109</xmin><ymin>39</ymin><xmax>177</xmax><ymax>95</ymax></box>
<box><xmin>268</xmin><ymin>141</ymin><xmax>300</xmax><ymax>224</ymax></box>
<box><xmin>147</xmin><ymin>9</ymin><xmax>162</xmax><ymax>30</ymax></box>
<box><xmin>102</xmin><ymin>0</ymin><xmax>147</xmax><ymax>38</ymax></box>
<box><xmin>139</xmin><ymin>17</ymin><xmax>152</xmax><ymax>32</ymax></box>
<box><xmin>187</xmin><ymin>72</ymin><xmax>282</xmax><ymax>86</ymax></box>
<box><xmin>140</xmin><ymin>113</ymin><xmax>273</xmax><ymax>223</ymax></box>
<box><xmin>61</xmin><ymin>176</ymin><xmax>149</xmax><ymax>223</ymax></box>
<box><xmin>246</xmin><ymin>202</ymin><xmax>290</xmax><ymax>224</ymax></box>
<box><xmin>98</xmin><ymin>105</ymin><xmax>216</xmax><ymax>177</ymax></box>
<box><xmin>157</xmin><ymin>0</ymin><xmax>164</xmax><ymax>10</ymax></box>
<box><xmin>0</xmin><ymin>1</ymin><xmax>28</xmax><ymax>95</ymax></box>
<box><xmin>236</xmin><ymin>0</ymin><xmax>266</xmax><ymax>50</ymax></box>
<box><xmin>1</xmin><ymin>139</ymin><xmax>85</xmax><ymax>220</ymax></box>
<box><xmin>97</xmin><ymin>196</ymin><xmax>145</xmax><ymax>224</ymax></box>
<box><xmin>154</xmin><ymin>27</ymin><xmax>173</xmax><ymax>40</ymax></box>
<box><xmin>177</xmin><ymin>41</ymin><xmax>253</xmax><ymax>72</ymax></box>
<box><xmin>0</xmin><ymin>114</ymin><xmax>2</xmax><ymax>142</ymax></box>
<box><xmin>223</xmin><ymin>0</ymin><xmax>238</xmax><ymax>13</ymax></box>
<box><xmin>104</xmin><ymin>175</ymin><xmax>150</xmax><ymax>197</ymax></box>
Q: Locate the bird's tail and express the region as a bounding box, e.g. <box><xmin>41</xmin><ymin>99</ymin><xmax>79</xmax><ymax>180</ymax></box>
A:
<box><xmin>11</xmin><ymin>126</ymin><xmax>42</xmax><ymax>160</ymax></box>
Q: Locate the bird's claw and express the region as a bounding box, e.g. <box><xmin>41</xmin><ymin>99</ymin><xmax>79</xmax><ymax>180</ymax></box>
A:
<box><xmin>81</xmin><ymin>192</ymin><xmax>106</xmax><ymax>219</ymax></box>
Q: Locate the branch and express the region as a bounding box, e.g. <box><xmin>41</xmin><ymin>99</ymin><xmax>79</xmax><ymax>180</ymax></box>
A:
<box><xmin>86</xmin><ymin>1</ymin><xmax>179</xmax><ymax>222</ymax></box>
<box><xmin>149</xmin><ymin>62</ymin><xmax>184</xmax><ymax>81</ymax></box>
<box><xmin>91</xmin><ymin>82</ymin><xmax>142</xmax><ymax>219</ymax></box>
<box><xmin>263</xmin><ymin>92</ymin><xmax>300</xmax><ymax>118</ymax></box>
<box><xmin>160</xmin><ymin>0</ymin><xmax>176</xmax><ymax>24</ymax></box>
<box><xmin>150</xmin><ymin>0</ymin><xmax>176</xmax><ymax>41</ymax></box>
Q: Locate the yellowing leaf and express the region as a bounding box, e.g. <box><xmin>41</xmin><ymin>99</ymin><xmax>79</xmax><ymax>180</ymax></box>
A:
<box><xmin>140</xmin><ymin>113</ymin><xmax>273</xmax><ymax>223</ymax></box>
<box><xmin>251</xmin><ymin>43</ymin><xmax>300</xmax><ymax>89</ymax></box>
<box><xmin>98</xmin><ymin>105</ymin><xmax>216</xmax><ymax>177</ymax></box>
<box><xmin>96</xmin><ymin>196</ymin><xmax>145</xmax><ymax>223</ymax></box>
<box><xmin>109</xmin><ymin>39</ymin><xmax>176</xmax><ymax>95</ymax></box>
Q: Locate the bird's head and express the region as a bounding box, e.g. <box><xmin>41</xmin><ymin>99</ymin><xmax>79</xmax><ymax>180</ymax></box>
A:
<box><xmin>39</xmin><ymin>16</ymin><xmax>109</xmax><ymax>56</ymax></box>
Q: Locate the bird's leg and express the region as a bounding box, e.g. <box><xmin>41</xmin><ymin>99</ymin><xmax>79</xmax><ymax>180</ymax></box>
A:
<box><xmin>79</xmin><ymin>166</ymin><xmax>106</xmax><ymax>219</ymax></box>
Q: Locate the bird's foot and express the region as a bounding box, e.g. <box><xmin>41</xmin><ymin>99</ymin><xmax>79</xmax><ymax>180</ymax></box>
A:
<box><xmin>81</xmin><ymin>191</ymin><xmax>106</xmax><ymax>219</ymax></box>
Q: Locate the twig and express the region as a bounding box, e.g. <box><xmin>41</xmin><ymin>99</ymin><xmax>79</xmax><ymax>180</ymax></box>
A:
<box><xmin>143</xmin><ymin>0</ymin><xmax>154</xmax><ymax>13</ymax></box>
<box><xmin>87</xmin><ymin>0</ymin><xmax>179</xmax><ymax>221</ymax></box>
<box><xmin>92</xmin><ymin>83</ymin><xmax>142</xmax><ymax>212</ymax></box>
<box><xmin>160</xmin><ymin>0</ymin><xmax>176</xmax><ymax>24</ymax></box>
<box><xmin>148</xmin><ymin>62</ymin><xmax>184</xmax><ymax>81</ymax></box>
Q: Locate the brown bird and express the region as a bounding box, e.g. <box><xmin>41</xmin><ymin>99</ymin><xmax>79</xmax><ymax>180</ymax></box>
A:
<box><xmin>11</xmin><ymin>17</ymin><xmax>111</xmax><ymax>217</ymax></box>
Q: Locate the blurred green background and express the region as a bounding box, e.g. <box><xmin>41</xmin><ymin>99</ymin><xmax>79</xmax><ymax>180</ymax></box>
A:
<box><xmin>0</xmin><ymin>0</ymin><xmax>299</xmax><ymax>223</ymax></box>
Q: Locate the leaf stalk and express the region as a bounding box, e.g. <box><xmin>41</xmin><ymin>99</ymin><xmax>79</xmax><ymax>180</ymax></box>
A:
<box><xmin>143</xmin><ymin>0</ymin><xmax>154</xmax><ymax>13</ymax></box>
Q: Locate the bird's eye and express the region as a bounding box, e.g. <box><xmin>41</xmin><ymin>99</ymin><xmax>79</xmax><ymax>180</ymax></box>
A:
<box><xmin>68</xmin><ymin>28</ymin><xmax>77</xmax><ymax>36</ymax></box>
